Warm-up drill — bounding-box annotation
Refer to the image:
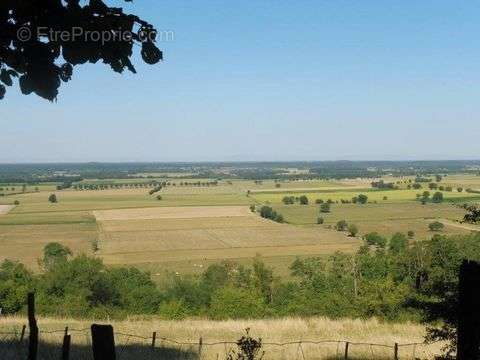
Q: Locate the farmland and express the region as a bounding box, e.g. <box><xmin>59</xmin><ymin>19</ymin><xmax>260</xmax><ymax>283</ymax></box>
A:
<box><xmin>1</xmin><ymin>168</ymin><xmax>480</xmax><ymax>279</ymax></box>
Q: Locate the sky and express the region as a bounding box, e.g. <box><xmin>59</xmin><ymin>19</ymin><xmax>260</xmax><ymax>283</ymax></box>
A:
<box><xmin>1</xmin><ymin>0</ymin><xmax>479</xmax><ymax>163</ymax></box>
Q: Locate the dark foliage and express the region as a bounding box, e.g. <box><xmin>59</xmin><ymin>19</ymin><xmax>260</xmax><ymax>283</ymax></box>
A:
<box><xmin>0</xmin><ymin>0</ymin><xmax>162</xmax><ymax>101</ymax></box>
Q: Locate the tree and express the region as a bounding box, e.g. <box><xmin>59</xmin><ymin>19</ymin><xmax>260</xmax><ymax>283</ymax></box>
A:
<box><xmin>363</xmin><ymin>232</ymin><xmax>387</xmax><ymax>248</ymax></box>
<box><xmin>389</xmin><ymin>232</ymin><xmax>408</xmax><ymax>254</ymax></box>
<box><xmin>429</xmin><ymin>183</ymin><xmax>438</xmax><ymax>190</ymax></box>
<box><xmin>413</xmin><ymin>183</ymin><xmax>422</xmax><ymax>189</ymax></box>
<box><xmin>436</xmin><ymin>174</ymin><xmax>442</xmax><ymax>182</ymax></box>
<box><xmin>320</xmin><ymin>203</ymin><xmax>331</xmax><ymax>213</ymax></box>
<box><xmin>429</xmin><ymin>221</ymin><xmax>445</xmax><ymax>232</ymax></box>
<box><xmin>457</xmin><ymin>187</ymin><xmax>464</xmax><ymax>193</ymax></box>
<box><xmin>462</xmin><ymin>205</ymin><xmax>480</xmax><ymax>224</ymax></box>
<box><xmin>348</xmin><ymin>224</ymin><xmax>359</xmax><ymax>237</ymax></box>
<box><xmin>0</xmin><ymin>1</ymin><xmax>162</xmax><ymax>101</ymax></box>
<box><xmin>336</xmin><ymin>220</ymin><xmax>348</xmax><ymax>231</ymax></box>
<box><xmin>48</xmin><ymin>193</ymin><xmax>57</xmax><ymax>203</ymax></box>
<box><xmin>357</xmin><ymin>194</ymin><xmax>368</xmax><ymax>204</ymax></box>
<box><xmin>41</xmin><ymin>242</ymin><xmax>72</xmax><ymax>270</ymax></box>
<box><xmin>432</xmin><ymin>191</ymin><xmax>444</xmax><ymax>203</ymax></box>
<box><xmin>298</xmin><ymin>195</ymin><xmax>309</xmax><ymax>205</ymax></box>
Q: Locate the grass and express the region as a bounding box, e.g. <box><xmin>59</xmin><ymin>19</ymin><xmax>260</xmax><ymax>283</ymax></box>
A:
<box><xmin>0</xmin><ymin>316</ymin><xmax>444</xmax><ymax>359</ymax></box>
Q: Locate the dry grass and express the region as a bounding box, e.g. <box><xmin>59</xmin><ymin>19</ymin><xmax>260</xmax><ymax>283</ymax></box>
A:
<box><xmin>96</xmin><ymin>215</ymin><xmax>359</xmax><ymax>267</ymax></box>
<box><xmin>93</xmin><ymin>206</ymin><xmax>254</xmax><ymax>221</ymax></box>
<box><xmin>0</xmin><ymin>205</ymin><xmax>14</xmax><ymax>215</ymax></box>
<box><xmin>0</xmin><ymin>316</ymin><xmax>443</xmax><ymax>359</ymax></box>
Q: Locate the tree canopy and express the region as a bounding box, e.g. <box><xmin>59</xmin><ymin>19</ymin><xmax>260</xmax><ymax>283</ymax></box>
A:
<box><xmin>0</xmin><ymin>0</ymin><xmax>162</xmax><ymax>101</ymax></box>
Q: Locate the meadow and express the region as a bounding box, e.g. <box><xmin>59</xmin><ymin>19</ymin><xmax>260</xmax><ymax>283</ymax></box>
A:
<box><xmin>0</xmin><ymin>316</ymin><xmax>444</xmax><ymax>359</ymax></box>
<box><xmin>1</xmin><ymin>175</ymin><xmax>479</xmax><ymax>277</ymax></box>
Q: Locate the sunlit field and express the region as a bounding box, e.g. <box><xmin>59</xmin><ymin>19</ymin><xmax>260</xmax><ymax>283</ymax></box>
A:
<box><xmin>1</xmin><ymin>174</ymin><xmax>479</xmax><ymax>276</ymax></box>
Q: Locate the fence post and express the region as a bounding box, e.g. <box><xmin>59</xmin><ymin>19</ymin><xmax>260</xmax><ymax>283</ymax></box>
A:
<box><xmin>151</xmin><ymin>331</ymin><xmax>157</xmax><ymax>349</ymax></box>
<box><xmin>344</xmin><ymin>341</ymin><xmax>349</xmax><ymax>360</ymax></box>
<box><xmin>198</xmin><ymin>336</ymin><xmax>203</xmax><ymax>357</ymax></box>
<box><xmin>394</xmin><ymin>342</ymin><xmax>398</xmax><ymax>360</ymax></box>
<box><xmin>91</xmin><ymin>324</ymin><xmax>116</xmax><ymax>360</ymax></box>
<box><xmin>61</xmin><ymin>334</ymin><xmax>71</xmax><ymax>360</ymax></box>
<box><xmin>20</xmin><ymin>325</ymin><xmax>26</xmax><ymax>343</ymax></box>
<box><xmin>27</xmin><ymin>293</ymin><xmax>38</xmax><ymax>360</ymax></box>
<box><xmin>457</xmin><ymin>260</ymin><xmax>480</xmax><ymax>360</ymax></box>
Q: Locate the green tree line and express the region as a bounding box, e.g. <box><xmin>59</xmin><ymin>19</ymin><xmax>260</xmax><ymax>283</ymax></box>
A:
<box><xmin>1</xmin><ymin>233</ymin><xmax>480</xmax><ymax>326</ymax></box>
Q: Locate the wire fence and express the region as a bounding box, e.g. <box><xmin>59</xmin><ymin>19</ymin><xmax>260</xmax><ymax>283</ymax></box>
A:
<box><xmin>0</xmin><ymin>325</ymin><xmax>442</xmax><ymax>360</ymax></box>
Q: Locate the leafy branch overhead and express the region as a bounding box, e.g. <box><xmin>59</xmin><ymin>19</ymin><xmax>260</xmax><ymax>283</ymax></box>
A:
<box><xmin>0</xmin><ymin>0</ymin><xmax>163</xmax><ymax>101</ymax></box>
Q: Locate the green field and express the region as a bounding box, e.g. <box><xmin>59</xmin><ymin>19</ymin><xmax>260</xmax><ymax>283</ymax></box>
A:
<box><xmin>1</xmin><ymin>175</ymin><xmax>479</xmax><ymax>277</ymax></box>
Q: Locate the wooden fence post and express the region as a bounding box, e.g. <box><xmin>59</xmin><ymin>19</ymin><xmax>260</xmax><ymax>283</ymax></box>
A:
<box><xmin>151</xmin><ymin>331</ymin><xmax>157</xmax><ymax>349</ymax></box>
<box><xmin>394</xmin><ymin>343</ymin><xmax>398</xmax><ymax>360</ymax></box>
<box><xmin>19</xmin><ymin>324</ymin><xmax>26</xmax><ymax>343</ymax></box>
<box><xmin>91</xmin><ymin>324</ymin><xmax>116</xmax><ymax>360</ymax></box>
<box><xmin>457</xmin><ymin>260</ymin><xmax>480</xmax><ymax>360</ymax></box>
<box><xmin>344</xmin><ymin>341</ymin><xmax>349</xmax><ymax>360</ymax></box>
<box><xmin>61</xmin><ymin>334</ymin><xmax>71</xmax><ymax>360</ymax></box>
<box><xmin>27</xmin><ymin>293</ymin><xmax>38</xmax><ymax>360</ymax></box>
<box><xmin>198</xmin><ymin>336</ymin><xmax>203</xmax><ymax>357</ymax></box>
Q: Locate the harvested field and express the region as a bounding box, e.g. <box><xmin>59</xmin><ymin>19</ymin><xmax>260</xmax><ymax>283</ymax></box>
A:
<box><xmin>94</xmin><ymin>205</ymin><xmax>253</xmax><ymax>221</ymax></box>
<box><xmin>0</xmin><ymin>205</ymin><xmax>14</xmax><ymax>215</ymax></box>
<box><xmin>95</xmin><ymin>208</ymin><xmax>359</xmax><ymax>268</ymax></box>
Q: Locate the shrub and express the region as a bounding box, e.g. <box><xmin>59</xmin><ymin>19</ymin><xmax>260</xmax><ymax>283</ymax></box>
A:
<box><xmin>432</xmin><ymin>191</ymin><xmax>443</xmax><ymax>203</ymax></box>
<box><xmin>336</xmin><ymin>220</ymin><xmax>348</xmax><ymax>231</ymax></box>
<box><xmin>13</xmin><ymin>200</ymin><xmax>19</xmax><ymax>205</ymax></box>
<box><xmin>348</xmin><ymin>224</ymin><xmax>359</xmax><ymax>237</ymax></box>
<box><xmin>282</xmin><ymin>196</ymin><xmax>295</xmax><ymax>205</ymax></box>
<box><xmin>319</xmin><ymin>203</ymin><xmax>331</xmax><ymax>213</ymax></box>
<box><xmin>364</xmin><ymin>232</ymin><xmax>387</xmax><ymax>248</ymax></box>
<box><xmin>457</xmin><ymin>187</ymin><xmax>463</xmax><ymax>193</ymax></box>
<box><xmin>357</xmin><ymin>194</ymin><xmax>368</xmax><ymax>204</ymax></box>
<box><xmin>407</xmin><ymin>230</ymin><xmax>415</xmax><ymax>239</ymax></box>
<box><xmin>429</xmin><ymin>221</ymin><xmax>444</xmax><ymax>232</ymax></box>
<box><xmin>317</xmin><ymin>217</ymin><xmax>324</xmax><ymax>225</ymax></box>
<box><xmin>209</xmin><ymin>286</ymin><xmax>265</xmax><ymax>319</ymax></box>
<box><xmin>383</xmin><ymin>196</ymin><xmax>388</xmax><ymax>201</ymax></box>
<box><xmin>315</xmin><ymin>199</ymin><xmax>324</xmax><ymax>204</ymax></box>
<box><xmin>156</xmin><ymin>195</ymin><xmax>162</xmax><ymax>200</ymax></box>
<box><xmin>48</xmin><ymin>194</ymin><xmax>57</xmax><ymax>203</ymax></box>
<box><xmin>249</xmin><ymin>205</ymin><xmax>256</xmax><ymax>212</ymax></box>
<box><xmin>299</xmin><ymin>195</ymin><xmax>309</xmax><ymax>205</ymax></box>
<box><xmin>389</xmin><ymin>233</ymin><xmax>408</xmax><ymax>254</ymax></box>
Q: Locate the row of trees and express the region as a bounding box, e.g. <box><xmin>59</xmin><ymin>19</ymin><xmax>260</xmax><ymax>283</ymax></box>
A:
<box><xmin>2</xmin><ymin>231</ymin><xmax>479</xmax><ymax>352</ymax></box>
<box><xmin>72</xmin><ymin>180</ymin><xmax>219</xmax><ymax>191</ymax></box>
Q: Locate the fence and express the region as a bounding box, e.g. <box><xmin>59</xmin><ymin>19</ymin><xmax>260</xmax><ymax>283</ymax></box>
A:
<box><xmin>0</xmin><ymin>325</ymin><xmax>442</xmax><ymax>360</ymax></box>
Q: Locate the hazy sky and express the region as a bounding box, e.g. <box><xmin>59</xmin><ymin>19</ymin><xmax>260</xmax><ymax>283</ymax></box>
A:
<box><xmin>1</xmin><ymin>1</ymin><xmax>479</xmax><ymax>162</ymax></box>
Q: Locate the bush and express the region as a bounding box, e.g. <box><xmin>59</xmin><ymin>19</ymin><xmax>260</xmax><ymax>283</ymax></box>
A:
<box><xmin>457</xmin><ymin>187</ymin><xmax>463</xmax><ymax>193</ymax></box>
<box><xmin>317</xmin><ymin>217</ymin><xmax>324</xmax><ymax>224</ymax></box>
<box><xmin>282</xmin><ymin>196</ymin><xmax>295</xmax><ymax>205</ymax></box>
<box><xmin>336</xmin><ymin>220</ymin><xmax>348</xmax><ymax>231</ymax></box>
<box><xmin>209</xmin><ymin>286</ymin><xmax>265</xmax><ymax>319</ymax></box>
<box><xmin>156</xmin><ymin>195</ymin><xmax>162</xmax><ymax>200</ymax></box>
<box><xmin>407</xmin><ymin>230</ymin><xmax>415</xmax><ymax>239</ymax></box>
<box><xmin>357</xmin><ymin>194</ymin><xmax>368</xmax><ymax>204</ymax></box>
<box><xmin>432</xmin><ymin>191</ymin><xmax>443</xmax><ymax>203</ymax></box>
<box><xmin>364</xmin><ymin>232</ymin><xmax>387</xmax><ymax>248</ymax></box>
<box><xmin>48</xmin><ymin>194</ymin><xmax>57</xmax><ymax>203</ymax></box>
<box><xmin>13</xmin><ymin>200</ymin><xmax>19</xmax><ymax>205</ymax></box>
<box><xmin>348</xmin><ymin>224</ymin><xmax>358</xmax><ymax>237</ymax></box>
<box><xmin>299</xmin><ymin>195</ymin><xmax>309</xmax><ymax>205</ymax></box>
<box><xmin>429</xmin><ymin>221</ymin><xmax>445</xmax><ymax>232</ymax></box>
<box><xmin>389</xmin><ymin>233</ymin><xmax>408</xmax><ymax>254</ymax></box>
<box><xmin>315</xmin><ymin>199</ymin><xmax>324</xmax><ymax>204</ymax></box>
<box><xmin>249</xmin><ymin>205</ymin><xmax>256</xmax><ymax>212</ymax></box>
<box><xmin>383</xmin><ymin>196</ymin><xmax>388</xmax><ymax>201</ymax></box>
<box><xmin>320</xmin><ymin>203</ymin><xmax>331</xmax><ymax>213</ymax></box>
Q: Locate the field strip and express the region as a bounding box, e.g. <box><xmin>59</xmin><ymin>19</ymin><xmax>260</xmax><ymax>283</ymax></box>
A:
<box><xmin>100</xmin><ymin>242</ymin><xmax>360</xmax><ymax>265</ymax></box>
<box><xmin>0</xmin><ymin>205</ymin><xmax>14</xmax><ymax>215</ymax></box>
<box><xmin>93</xmin><ymin>206</ymin><xmax>253</xmax><ymax>221</ymax></box>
